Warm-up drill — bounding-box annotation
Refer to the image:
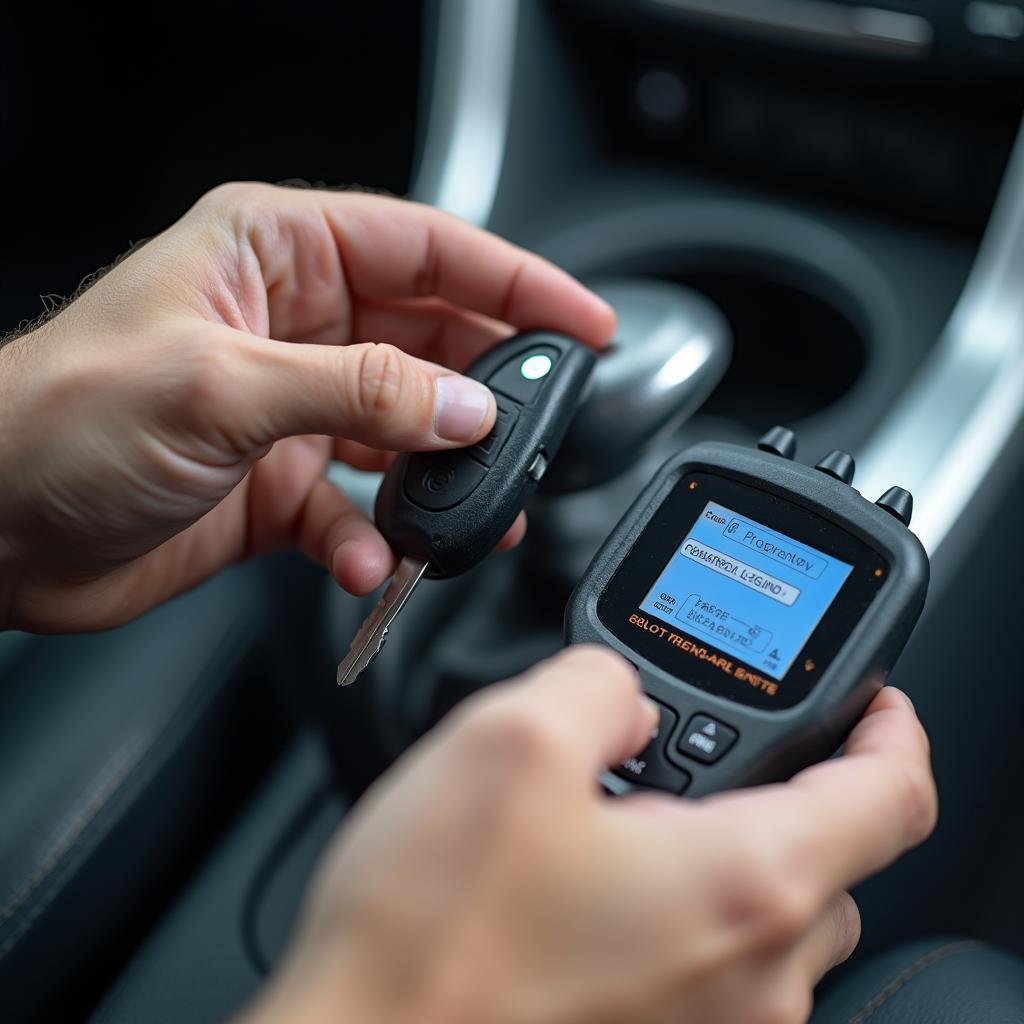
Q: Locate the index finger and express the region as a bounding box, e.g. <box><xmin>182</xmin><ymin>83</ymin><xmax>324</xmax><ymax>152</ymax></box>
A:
<box><xmin>465</xmin><ymin>646</ymin><xmax>659</xmax><ymax>782</ymax></box>
<box><xmin>321</xmin><ymin>193</ymin><xmax>617</xmax><ymax>347</ymax></box>
<box><xmin>707</xmin><ymin>688</ymin><xmax>937</xmax><ymax>900</ymax></box>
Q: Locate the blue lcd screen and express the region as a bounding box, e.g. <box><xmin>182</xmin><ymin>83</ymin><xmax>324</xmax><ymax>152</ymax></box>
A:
<box><xmin>640</xmin><ymin>500</ymin><xmax>854</xmax><ymax>680</ymax></box>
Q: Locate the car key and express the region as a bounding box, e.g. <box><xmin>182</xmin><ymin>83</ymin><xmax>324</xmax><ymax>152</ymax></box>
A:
<box><xmin>337</xmin><ymin>331</ymin><xmax>597</xmax><ymax>686</ymax></box>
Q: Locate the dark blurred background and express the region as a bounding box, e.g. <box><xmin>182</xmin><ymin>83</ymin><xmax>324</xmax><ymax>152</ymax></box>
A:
<box><xmin>0</xmin><ymin>2</ymin><xmax>422</xmax><ymax>335</ymax></box>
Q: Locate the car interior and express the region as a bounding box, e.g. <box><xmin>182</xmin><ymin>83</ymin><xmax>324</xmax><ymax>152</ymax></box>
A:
<box><xmin>2</xmin><ymin>1</ymin><xmax>1024</xmax><ymax>1020</ymax></box>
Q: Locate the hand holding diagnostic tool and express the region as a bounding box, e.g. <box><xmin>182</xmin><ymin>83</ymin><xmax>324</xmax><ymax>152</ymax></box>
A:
<box><xmin>566</xmin><ymin>427</ymin><xmax>928</xmax><ymax>797</ymax></box>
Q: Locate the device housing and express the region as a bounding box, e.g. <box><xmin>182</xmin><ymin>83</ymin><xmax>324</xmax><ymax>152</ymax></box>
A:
<box><xmin>565</xmin><ymin>440</ymin><xmax>929</xmax><ymax>797</ymax></box>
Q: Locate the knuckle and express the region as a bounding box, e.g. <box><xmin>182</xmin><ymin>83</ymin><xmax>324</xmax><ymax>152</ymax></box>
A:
<box><xmin>180</xmin><ymin>338</ymin><xmax>240</xmax><ymax>413</ymax></box>
<box><xmin>411</xmin><ymin>221</ymin><xmax>441</xmax><ymax>297</ymax></box>
<box><xmin>762</xmin><ymin>879</ymin><xmax>818</xmax><ymax>945</ymax></box>
<box><xmin>724</xmin><ymin>851</ymin><xmax>818</xmax><ymax>946</ymax></box>
<box><xmin>188</xmin><ymin>183</ymin><xmax>280</xmax><ymax>245</ymax></box>
<box><xmin>195</xmin><ymin>181</ymin><xmax>272</xmax><ymax>215</ymax></box>
<box><xmin>557</xmin><ymin>645</ymin><xmax>638</xmax><ymax>691</ymax></box>
<box><xmin>594</xmin><ymin>661</ymin><xmax>641</xmax><ymax>709</ymax></box>
<box><xmin>894</xmin><ymin>761</ymin><xmax>938</xmax><ymax>844</ymax></box>
<box><xmin>350</xmin><ymin>343</ymin><xmax>406</xmax><ymax>419</ymax></box>
<box><xmin>455</xmin><ymin>696</ymin><xmax>563</xmax><ymax>771</ymax></box>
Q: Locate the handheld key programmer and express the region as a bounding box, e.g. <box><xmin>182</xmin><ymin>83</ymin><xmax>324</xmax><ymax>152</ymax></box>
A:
<box><xmin>565</xmin><ymin>427</ymin><xmax>929</xmax><ymax>798</ymax></box>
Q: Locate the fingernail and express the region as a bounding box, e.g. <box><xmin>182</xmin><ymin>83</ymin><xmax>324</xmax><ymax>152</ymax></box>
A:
<box><xmin>900</xmin><ymin>690</ymin><xmax>916</xmax><ymax>714</ymax></box>
<box><xmin>434</xmin><ymin>375</ymin><xmax>493</xmax><ymax>442</ymax></box>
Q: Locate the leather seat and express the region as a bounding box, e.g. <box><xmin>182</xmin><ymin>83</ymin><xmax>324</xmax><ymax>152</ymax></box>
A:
<box><xmin>813</xmin><ymin>938</ymin><xmax>1024</xmax><ymax>1023</ymax></box>
<box><xmin>0</xmin><ymin>560</ymin><xmax>297</xmax><ymax>1023</ymax></box>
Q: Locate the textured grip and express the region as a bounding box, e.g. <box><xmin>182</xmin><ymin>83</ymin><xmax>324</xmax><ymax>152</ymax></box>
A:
<box><xmin>374</xmin><ymin>332</ymin><xmax>597</xmax><ymax>578</ymax></box>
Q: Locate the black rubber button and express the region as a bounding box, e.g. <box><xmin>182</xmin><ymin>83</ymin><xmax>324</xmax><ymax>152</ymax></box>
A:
<box><xmin>677</xmin><ymin>714</ymin><xmax>739</xmax><ymax>765</ymax></box>
<box><xmin>486</xmin><ymin>346</ymin><xmax>560</xmax><ymax>405</ymax></box>
<box><xmin>613</xmin><ymin>703</ymin><xmax>691</xmax><ymax>794</ymax></box>
<box><xmin>470</xmin><ymin>402</ymin><xmax>519</xmax><ymax>467</ymax></box>
<box><xmin>404</xmin><ymin>454</ymin><xmax>487</xmax><ymax>511</ymax></box>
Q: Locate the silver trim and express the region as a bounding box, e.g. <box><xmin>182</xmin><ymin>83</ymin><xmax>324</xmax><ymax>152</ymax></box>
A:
<box><xmin>328</xmin><ymin>0</ymin><xmax>520</xmax><ymax>503</ymax></box>
<box><xmin>857</xmin><ymin>119</ymin><xmax>1024</xmax><ymax>557</ymax></box>
<box><xmin>648</xmin><ymin>0</ymin><xmax>933</xmax><ymax>56</ymax></box>
<box><xmin>412</xmin><ymin>0</ymin><xmax>520</xmax><ymax>226</ymax></box>
<box><xmin>965</xmin><ymin>2</ymin><xmax>1024</xmax><ymax>42</ymax></box>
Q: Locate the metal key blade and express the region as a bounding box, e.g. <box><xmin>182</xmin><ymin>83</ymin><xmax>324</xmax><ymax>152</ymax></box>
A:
<box><xmin>336</xmin><ymin>556</ymin><xmax>429</xmax><ymax>686</ymax></box>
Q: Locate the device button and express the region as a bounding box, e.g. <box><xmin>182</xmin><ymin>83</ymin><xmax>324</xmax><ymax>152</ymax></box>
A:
<box><xmin>815</xmin><ymin>449</ymin><xmax>856</xmax><ymax>485</ymax></box>
<box><xmin>757</xmin><ymin>425</ymin><xmax>797</xmax><ymax>460</ymax></box>
<box><xmin>469</xmin><ymin>401</ymin><xmax>519</xmax><ymax>467</ymax></box>
<box><xmin>678</xmin><ymin>714</ymin><xmax>739</xmax><ymax>764</ymax></box>
<box><xmin>612</xmin><ymin>703</ymin><xmax>691</xmax><ymax>794</ymax></box>
<box><xmin>486</xmin><ymin>346</ymin><xmax>560</xmax><ymax>405</ymax></box>
<box><xmin>527</xmin><ymin>450</ymin><xmax>548</xmax><ymax>482</ymax></box>
<box><xmin>876</xmin><ymin>486</ymin><xmax>914</xmax><ymax>526</ymax></box>
<box><xmin>404</xmin><ymin>455</ymin><xmax>487</xmax><ymax>511</ymax></box>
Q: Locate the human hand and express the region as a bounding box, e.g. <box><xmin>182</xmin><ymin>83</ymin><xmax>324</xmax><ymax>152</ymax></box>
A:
<box><xmin>0</xmin><ymin>184</ymin><xmax>615</xmax><ymax>631</ymax></box>
<box><xmin>245</xmin><ymin>647</ymin><xmax>936</xmax><ymax>1024</ymax></box>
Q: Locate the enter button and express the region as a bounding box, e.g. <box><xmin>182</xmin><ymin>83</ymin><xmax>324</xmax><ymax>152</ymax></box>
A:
<box><xmin>678</xmin><ymin>714</ymin><xmax>738</xmax><ymax>765</ymax></box>
<box><xmin>612</xmin><ymin>703</ymin><xmax>690</xmax><ymax>794</ymax></box>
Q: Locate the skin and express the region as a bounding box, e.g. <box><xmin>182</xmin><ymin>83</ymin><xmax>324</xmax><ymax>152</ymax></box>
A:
<box><xmin>0</xmin><ymin>185</ymin><xmax>937</xmax><ymax>1023</ymax></box>
<box><xmin>244</xmin><ymin>649</ymin><xmax>934</xmax><ymax>1024</ymax></box>
<box><xmin>0</xmin><ymin>182</ymin><xmax>615</xmax><ymax>631</ymax></box>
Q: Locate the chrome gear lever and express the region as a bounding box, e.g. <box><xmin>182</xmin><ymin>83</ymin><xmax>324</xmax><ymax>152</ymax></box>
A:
<box><xmin>541</xmin><ymin>277</ymin><xmax>731</xmax><ymax>493</ymax></box>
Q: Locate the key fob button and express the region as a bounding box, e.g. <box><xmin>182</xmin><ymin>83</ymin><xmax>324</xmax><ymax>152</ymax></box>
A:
<box><xmin>470</xmin><ymin>401</ymin><xmax>520</xmax><ymax>467</ymax></box>
<box><xmin>405</xmin><ymin>455</ymin><xmax>487</xmax><ymax>511</ymax></box>
<box><xmin>677</xmin><ymin>714</ymin><xmax>739</xmax><ymax>764</ymax></box>
<box><xmin>486</xmin><ymin>346</ymin><xmax>561</xmax><ymax>405</ymax></box>
<box><xmin>612</xmin><ymin>703</ymin><xmax>691</xmax><ymax>794</ymax></box>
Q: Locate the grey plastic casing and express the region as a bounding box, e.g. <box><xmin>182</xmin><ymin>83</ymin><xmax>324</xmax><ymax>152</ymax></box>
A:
<box><xmin>565</xmin><ymin>441</ymin><xmax>929</xmax><ymax>798</ymax></box>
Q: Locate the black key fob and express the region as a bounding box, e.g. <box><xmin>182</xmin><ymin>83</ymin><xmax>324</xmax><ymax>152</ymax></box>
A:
<box><xmin>374</xmin><ymin>332</ymin><xmax>597</xmax><ymax>579</ymax></box>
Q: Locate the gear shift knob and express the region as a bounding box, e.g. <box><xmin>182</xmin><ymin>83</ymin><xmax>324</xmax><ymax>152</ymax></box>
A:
<box><xmin>542</xmin><ymin>277</ymin><xmax>731</xmax><ymax>493</ymax></box>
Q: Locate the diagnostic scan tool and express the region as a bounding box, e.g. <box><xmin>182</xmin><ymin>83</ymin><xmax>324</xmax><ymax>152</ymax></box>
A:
<box><xmin>565</xmin><ymin>427</ymin><xmax>929</xmax><ymax>798</ymax></box>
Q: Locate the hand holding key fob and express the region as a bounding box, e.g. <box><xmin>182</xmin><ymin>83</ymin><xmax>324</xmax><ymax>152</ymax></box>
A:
<box><xmin>566</xmin><ymin>427</ymin><xmax>929</xmax><ymax>798</ymax></box>
<box><xmin>375</xmin><ymin>332</ymin><xmax>596</xmax><ymax>578</ymax></box>
<box><xmin>337</xmin><ymin>332</ymin><xmax>597</xmax><ymax>685</ymax></box>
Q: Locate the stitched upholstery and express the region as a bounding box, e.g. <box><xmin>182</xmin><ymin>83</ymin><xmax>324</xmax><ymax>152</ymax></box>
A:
<box><xmin>812</xmin><ymin>938</ymin><xmax>1024</xmax><ymax>1023</ymax></box>
<box><xmin>0</xmin><ymin>563</ymin><xmax>279</xmax><ymax>1023</ymax></box>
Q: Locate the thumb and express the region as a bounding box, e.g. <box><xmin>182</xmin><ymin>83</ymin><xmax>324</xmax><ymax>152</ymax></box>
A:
<box><xmin>229</xmin><ymin>333</ymin><xmax>496</xmax><ymax>450</ymax></box>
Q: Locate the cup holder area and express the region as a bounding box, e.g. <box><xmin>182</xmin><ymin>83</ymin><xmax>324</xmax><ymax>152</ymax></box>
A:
<box><xmin>675</xmin><ymin>268</ymin><xmax>867</xmax><ymax>428</ymax></box>
<box><xmin>542</xmin><ymin>198</ymin><xmax>905</xmax><ymax>447</ymax></box>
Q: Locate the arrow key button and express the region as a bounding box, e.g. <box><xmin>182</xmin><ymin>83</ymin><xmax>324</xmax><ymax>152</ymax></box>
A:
<box><xmin>678</xmin><ymin>714</ymin><xmax>739</xmax><ymax>764</ymax></box>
